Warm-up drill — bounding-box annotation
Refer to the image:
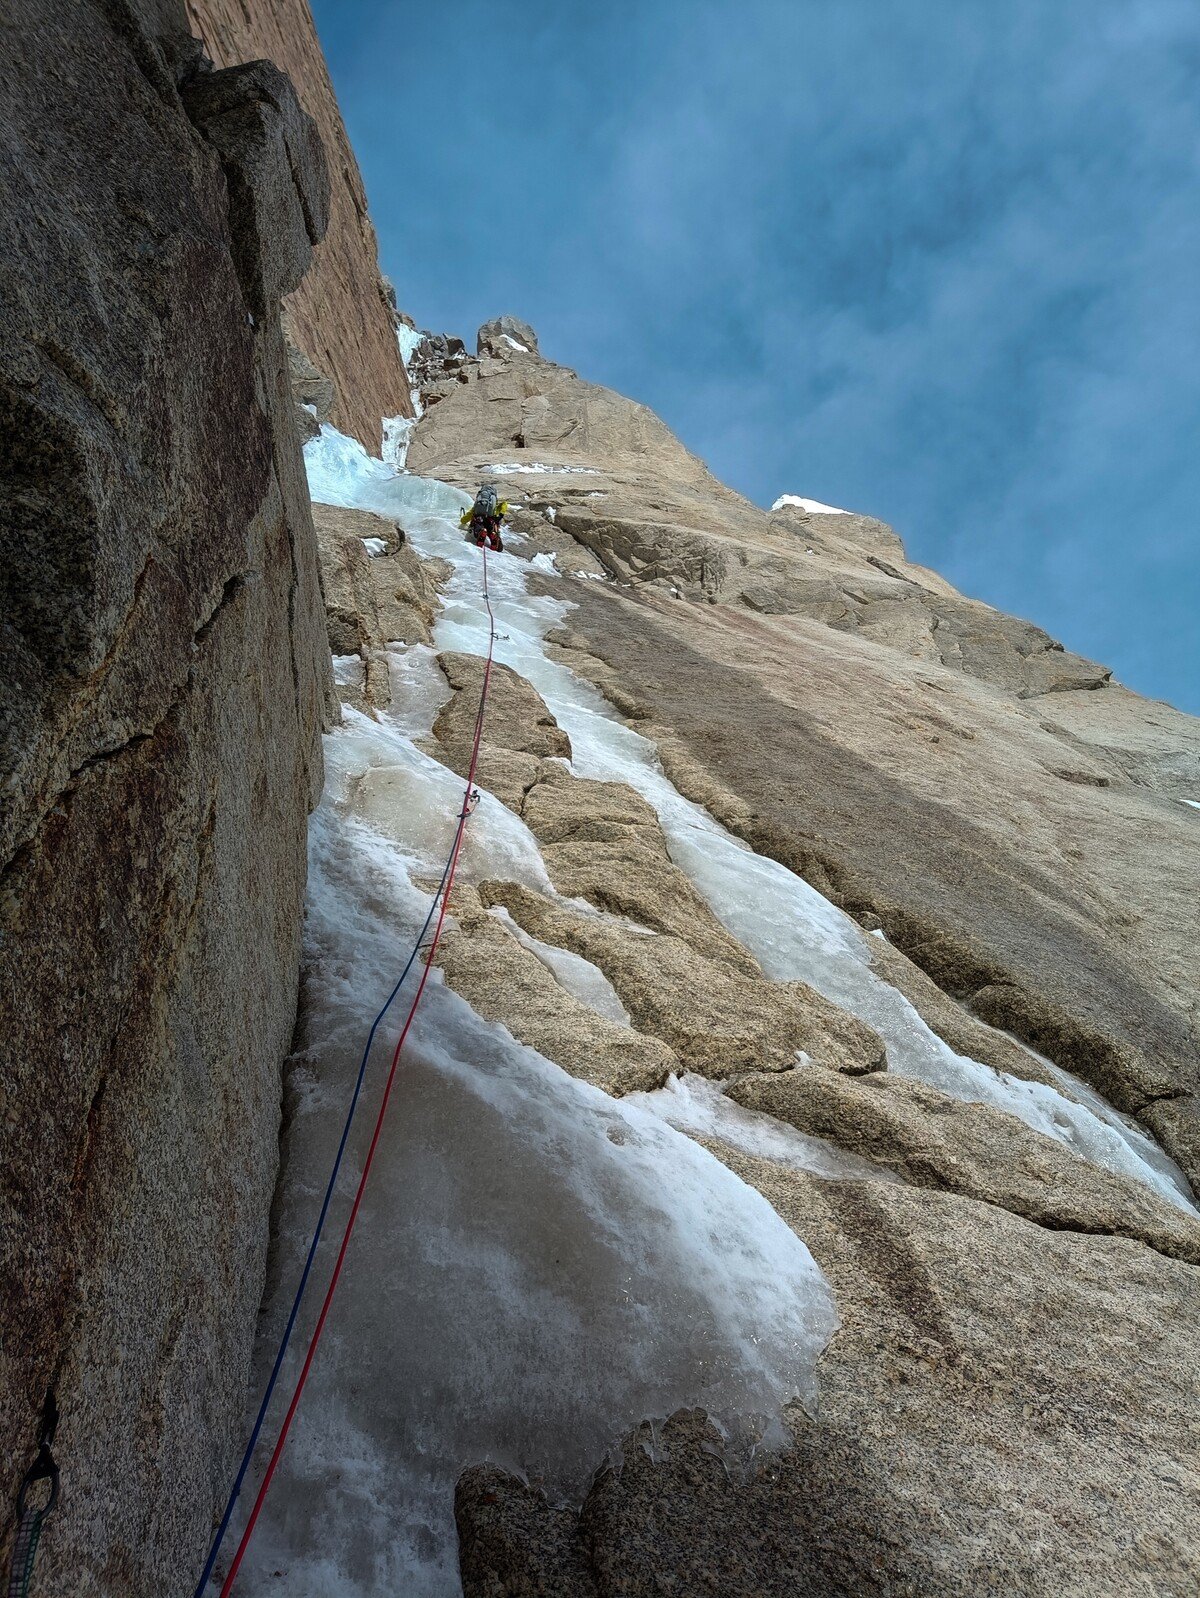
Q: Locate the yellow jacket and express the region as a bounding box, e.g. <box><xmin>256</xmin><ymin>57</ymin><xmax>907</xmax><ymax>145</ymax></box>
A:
<box><xmin>460</xmin><ymin>500</ymin><xmax>509</xmax><ymax>528</ymax></box>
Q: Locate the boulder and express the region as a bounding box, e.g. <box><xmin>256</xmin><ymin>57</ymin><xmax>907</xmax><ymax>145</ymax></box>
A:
<box><xmin>477</xmin><ymin>314</ymin><xmax>540</xmax><ymax>357</ymax></box>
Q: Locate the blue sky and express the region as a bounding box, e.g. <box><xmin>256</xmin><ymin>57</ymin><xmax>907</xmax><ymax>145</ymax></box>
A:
<box><xmin>313</xmin><ymin>0</ymin><xmax>1199</xmax><ymax>713</ymax></box>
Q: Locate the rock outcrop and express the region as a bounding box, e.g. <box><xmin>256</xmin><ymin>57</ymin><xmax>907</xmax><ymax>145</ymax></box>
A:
<box><xmin>186</xmin><ymin>0</ymin><xmax>414</xmax><ymax>452</ymax></box>
<box><xmin>0</xmin><ymin>4</ymin><xmax>331</xmax><ymax>1589</ymax></box>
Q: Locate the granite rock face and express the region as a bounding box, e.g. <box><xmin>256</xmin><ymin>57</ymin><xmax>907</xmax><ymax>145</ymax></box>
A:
<box><xmin>387</xmin><ymin>321</ymin><xmax>1200</xmax><ymax>1594</ymax></box>
<box><xmin>0</xmin><ymin>4</ymin><xmax>331</xmax><ymax>1588</ymax></box>
<box><xmin>407</xmin><ymin>323</ymin><xmax>1200</xmax><ymax>1194</ymax></box>
<box><xmin>186</xmin><ymin>0</ymin><xmax>415</xmax><ymax>452</ymax></box>
<box><xmin>458</xmin><ymin>1165</ymin><xmax>1200</xmax><ymax>1597</ymax></box>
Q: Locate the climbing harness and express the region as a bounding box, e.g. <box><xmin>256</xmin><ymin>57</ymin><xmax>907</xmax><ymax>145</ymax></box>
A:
<box><xmin>198</xmin><ymin>544</ymin><xmax>499</xmax><ymax>1596</ymax></box>
<box><xmin>6</xmin><ymin>1392</ymin><xmax>59</xmax><ymax>1598</ymax></box>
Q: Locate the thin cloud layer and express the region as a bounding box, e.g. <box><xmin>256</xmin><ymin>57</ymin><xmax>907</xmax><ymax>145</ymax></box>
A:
<box><xmin>315</xmin><ymin>0</ymin><xmax>1200</xmax><ymax>711</ymax></box>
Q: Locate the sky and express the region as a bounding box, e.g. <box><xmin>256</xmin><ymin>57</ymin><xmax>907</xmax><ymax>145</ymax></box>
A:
<box><xmin>312</xmin><ymin>0</ymin><xmax>1200</xmax><ymax>713</ymax></box>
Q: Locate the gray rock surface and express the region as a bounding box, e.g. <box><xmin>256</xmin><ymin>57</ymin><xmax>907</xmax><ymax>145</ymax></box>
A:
<box><xmin>0</xmin><ymin>5</ymin><xmax>331</xmax><ymax>1588</ymax></box>
<box><xmin>477</xmin><ymin>314</ymin><xmax>540</xmax><ymax>358</ymax></box>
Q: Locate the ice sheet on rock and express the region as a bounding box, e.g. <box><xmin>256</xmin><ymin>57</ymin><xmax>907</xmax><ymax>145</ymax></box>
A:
<box><xmin>395</xmin><ymin>324</ymin><xmax>425</xmax><ymax>366</ymax></box>
<box><xmin>1182</xmin><ymin>799</ymin><xmax>1200</xmax><ymax>811</ymax></box>
<box><xmin>382</xmin><ymin>414</ymin><xmax>417</xmax><ymax>471</ymax></box>
<box><xmin>381</xmin><ymin>645</ymin><xmax>453</xmax><ymax>739</ymax></box>
<box><xmin>334</xmin><ymin>708</ymin><xmax>553</xmax><ymax>899</ymax></box>
<box><xmin>629</xmin><ymin>1073</ymin><xmax>904</xmax><ymax>1185</ymax></box>
<box><xmin>528</xmin><ymin>551</ymin><xmax>559</xmax><ymax>576</ymax></box>
<box><xmin>331</xmin><ymin>654</ymin><xmax>364</xmax><ymax>691</ymax></box>
<box><xmin>490</xmin><ymin>906</ymin><xmax>631</xmax><ymax>1025</ymax></box>
<box><xmin>771</xmin><ymin>493</ymin><xmax>848</xmax><ymax>515</ymax></box>
<box><xmin>243</xmin><ymin>707</ymin><xmax>838</xmax><ymax>1597</ymax></box>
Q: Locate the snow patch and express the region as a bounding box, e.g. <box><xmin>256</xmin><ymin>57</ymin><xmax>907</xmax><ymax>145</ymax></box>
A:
<box><xmin>361</xmin><ymin>537</ymin><xmax>388</xmax><ymax>558</ymax></box>
<box><xmin>528</xmin><ymin>551</ymin><xmax>559</xmax><ymax>576</ymax></box>
<box><xmin>771</xmin><ymin>494</ymin><xmax>848</xmax><ymax>515</ymax></box>
<box><xmin>501</xmin><ymin>334</ymin><xmax>530</xmax><ymax>352</ymax></box>
<box><xmin>486</xmin><ymin>462</ymin><xmax>600</xmax><ymax>475</ymax></box>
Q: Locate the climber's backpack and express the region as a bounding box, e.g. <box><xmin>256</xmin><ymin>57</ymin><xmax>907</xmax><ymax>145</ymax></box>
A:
<box><xmin>473</xmin><ymin>484</ymin><xmax>499</xmax><ymax>519</ymax></box>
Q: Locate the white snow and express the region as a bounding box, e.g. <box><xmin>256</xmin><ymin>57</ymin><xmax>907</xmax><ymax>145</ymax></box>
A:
<box><xmin>486</xmin><ymin>462</ymin><xmax>600</xmax><ymax>475</ymax></box>
<box><xmin>771</xmin><ymin>494</ymin><xmax>848</xmax><ymax>515</ymax></box>
<box><xmin>1182</xmin><ymin>799</ymin><xmax>1200</xmax><ymax>811</ymax></box>
<box><xmin>233</xmin><ymin>428</ymin><xmax>842</xmax><ymax>1595</ymax></box>
<box><xmin>528</xmin><ymin>551</ymin><xmax>559</xmax><ymax>576</ymax></box>
<box><xmin>501</xmin><ymin>334</ymin><xmax>530</xmax><ymax>352</ymax></box>
<box><xmin>544</xmin><ymin>506</ymin><xmax>557</xmax><ymax>522</ymax></box>
<box><xmin>361</xmin><ymin>537</ymin><xmax>388</xmax><ymax>558</ymax></box>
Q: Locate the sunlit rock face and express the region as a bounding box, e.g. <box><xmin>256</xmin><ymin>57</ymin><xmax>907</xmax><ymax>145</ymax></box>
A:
<box><xmin>255</xmin><ymin>426</ymin><xmax>1200</xmax><ymax>1597</ymax></box>
<box><xmin>0</xmin><ymin>6</ymin><xmax>331</xmax><ymax>1590</ymax></box>
<box><xmin>406</xmin><ymin>319</ymin><xmax>1200</xmax><ymax>1197</ymax></box>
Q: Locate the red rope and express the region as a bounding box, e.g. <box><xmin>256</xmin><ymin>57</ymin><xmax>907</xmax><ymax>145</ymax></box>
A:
<box><xmin>217</xmin><ymin>545</ymin><xmax>498</xmax><ymax>1595</ymax></box>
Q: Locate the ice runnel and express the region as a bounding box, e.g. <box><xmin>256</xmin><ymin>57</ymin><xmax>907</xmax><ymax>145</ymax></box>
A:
<box><xmin>242</xmin><ymin>442</ymin><xmax>840</xmax><ymax>1594</ymax></box>
<box><xmin>304</xmin><ymin>424</ymin><xmax>1196</xmax><ymax>1217</ymax></box>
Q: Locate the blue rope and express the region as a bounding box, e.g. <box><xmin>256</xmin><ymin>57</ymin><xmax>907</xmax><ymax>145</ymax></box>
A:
<box><xmin>192</xmin><ymin>847</ymin><xmax>458</xmax><ymax>1596</ymax></box>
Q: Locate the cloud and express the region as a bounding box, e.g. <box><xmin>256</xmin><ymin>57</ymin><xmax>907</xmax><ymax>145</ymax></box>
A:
<box><xmin>316</xmin><ymin>0</ymin><xmax>1200</xmax><ymax>711</ymax></box>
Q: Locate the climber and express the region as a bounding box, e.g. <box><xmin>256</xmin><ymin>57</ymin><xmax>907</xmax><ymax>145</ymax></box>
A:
<box><xmin>460</xmin><ymin>483</ymin><xmax>508</xmax><ymax>552</ymax></box>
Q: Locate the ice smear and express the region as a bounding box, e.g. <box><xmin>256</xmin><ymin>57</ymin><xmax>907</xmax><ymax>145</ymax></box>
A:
<box><xmin>395</xmin><ymin>323</ymin><xmax>425</xmax><ymax>366</ymax></box>
<box><xmin>382</xmin><ymin>414</ymin><xmax>417</xmax><ymax>471</ymax></box>
<box><xmin>771</xmin><ymin>493</ymin><xmax>848</xmax><ymax>515</ymax></box>
<box><xmin>629</xmin><ymin>1073</ymin><xmax>904</xmax><ymax>1185</ymax></box>
<box><xmin>486</xmin><ymin>461</ymin><xmax>600</xmax><ymax>475</ymax></box>
<box><xmin>490</xmin><ymin>905</ymin><xmax>631</xmax><ymax>1024</ymax></box>
<box><xmin>245</xmin><ymin>432</ymin><xmax>840</xmax><ymax>1593</ymax></box>
<box><xmin>1182</xmin><ymin>798</ymin><xmax>1200</xmax><ymax>811</ymax></box>
<box><xmin>302</xmin><ymin>427</ymin><xmax>1196</xmax><ymax>1217</ymax></box>
<box><xmin>244</xmin><ymin>745</ymin><xmax>838</xmax><ymax>1597</ymax></box>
